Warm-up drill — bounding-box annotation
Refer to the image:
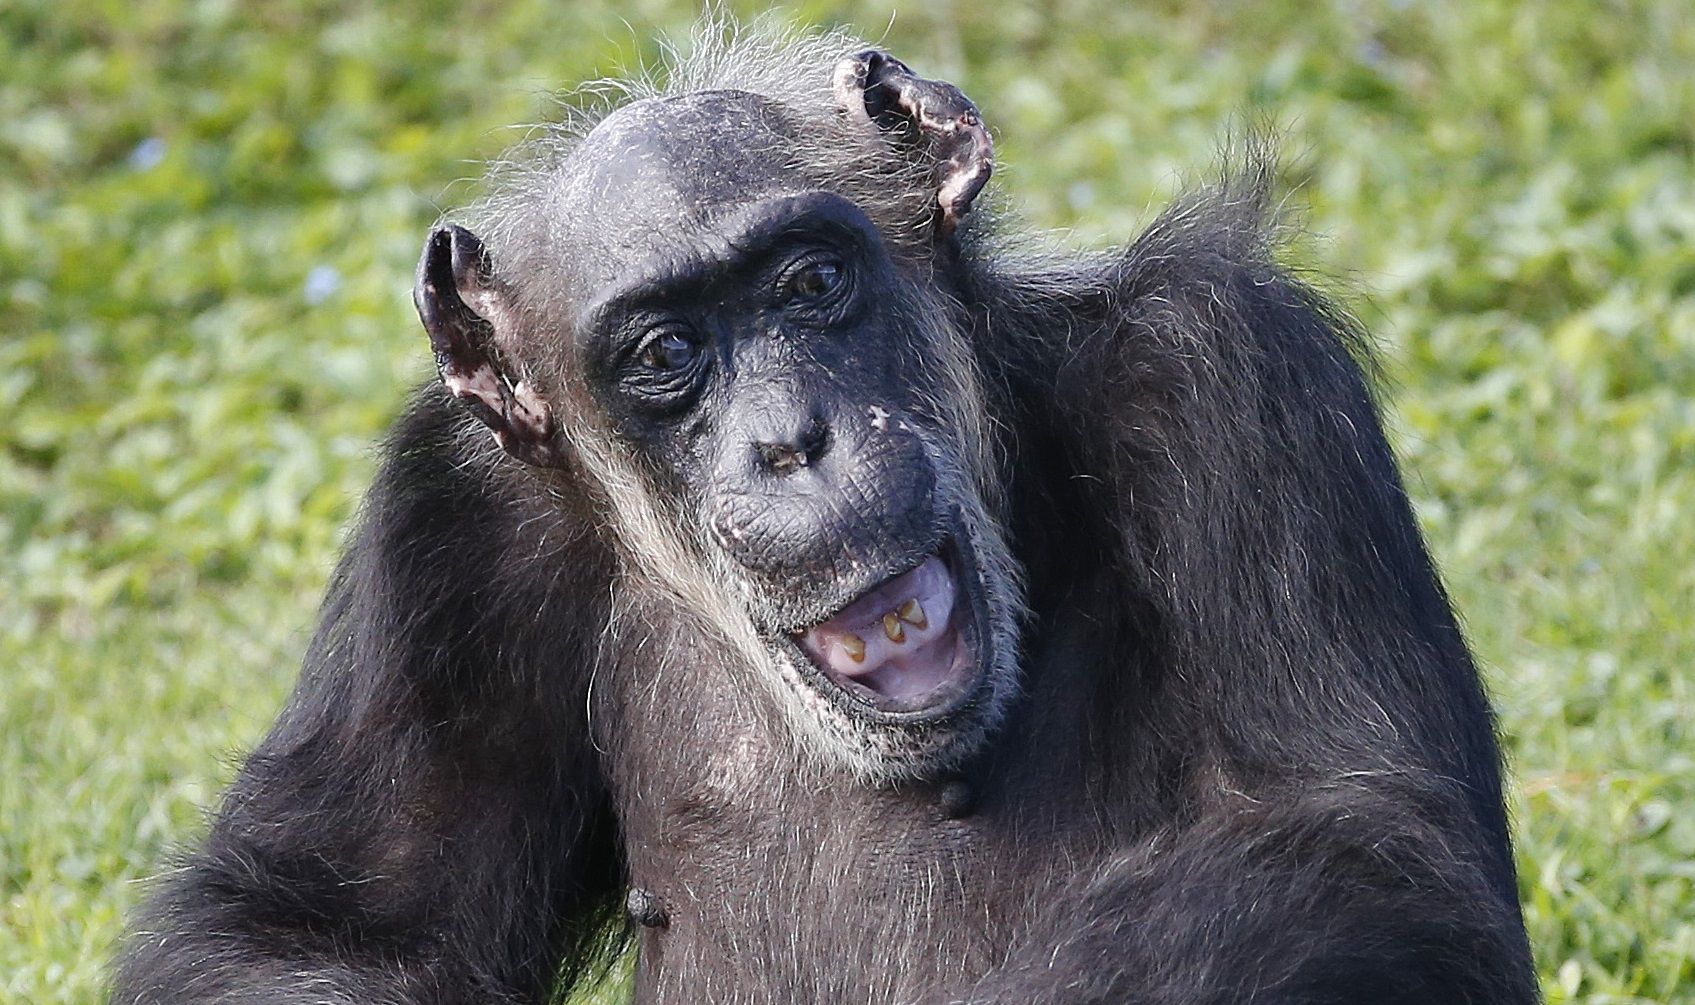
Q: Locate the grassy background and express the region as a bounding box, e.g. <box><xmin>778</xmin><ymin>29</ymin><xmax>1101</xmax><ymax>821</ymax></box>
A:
<box><xmin>3</xmin><ymin>0</ymin><xmax>1692</xmax><ymax>1001</ymax></box>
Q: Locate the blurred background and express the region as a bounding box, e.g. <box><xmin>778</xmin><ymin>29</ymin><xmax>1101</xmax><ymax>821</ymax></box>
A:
<box><xmin>2</xmin><ymin>1</ymin><xmax>1692</xmax><ymax>1001</ymax></box>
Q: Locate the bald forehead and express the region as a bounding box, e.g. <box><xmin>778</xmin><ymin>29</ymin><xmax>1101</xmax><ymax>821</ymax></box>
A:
<box><xmin>576</xmin><ymin>91</ymin><xmax>800</xmax><ymax>203</ymax></box>
<box><xmin>553</xmin><ymin>90</ymin><xmax>810</xmax><ymax>283</ymax></box>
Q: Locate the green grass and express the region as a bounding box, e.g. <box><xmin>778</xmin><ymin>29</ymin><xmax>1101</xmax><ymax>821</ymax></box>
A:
<box><xmin>3</xmin><ymin>1</ymin><xmax>1692</xmax><ymax>1001</ymax></box>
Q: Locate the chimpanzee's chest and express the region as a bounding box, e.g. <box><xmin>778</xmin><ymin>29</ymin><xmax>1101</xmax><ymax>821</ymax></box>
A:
<box><xmin>601</xmin><ymin>653</ymin><xmax>1104</xmax><ymax>1002</ymax></box>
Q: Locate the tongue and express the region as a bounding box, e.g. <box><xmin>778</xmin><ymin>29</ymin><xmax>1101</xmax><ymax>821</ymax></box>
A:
<box><xmin>794</xmin><ymin>556</ymin><xmax>962</xmax><ymax>706</ymax></box>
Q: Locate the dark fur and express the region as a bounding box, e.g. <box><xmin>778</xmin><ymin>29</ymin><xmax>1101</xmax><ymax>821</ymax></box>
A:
<box><xmin>114</xmin><ymin>27</ymin><xmax>1537</xmax><ymax>1005</ymax></box>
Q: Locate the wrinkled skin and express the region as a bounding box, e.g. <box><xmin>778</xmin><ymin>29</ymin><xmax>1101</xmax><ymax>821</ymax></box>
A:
<box><xmin>113</xmin><ymin>37</ymin><xmax>1538</xmax><ymax>1005</ymax></box>
<box><xmin>529</xmin><ymin>92</ymin><xmax>968</xmax><ymax>618</ymax></box>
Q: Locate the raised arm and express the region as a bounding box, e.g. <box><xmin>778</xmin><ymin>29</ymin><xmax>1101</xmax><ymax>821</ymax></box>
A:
<box><xmin>955</xmin><ymin>179</ymin><xmax>1538</xmax><ymax>1003</ymax></box>
<box><xmin>113</xmin><ymin>392</ymin><xmax>623</xmax><ymax>1005</ymax></box>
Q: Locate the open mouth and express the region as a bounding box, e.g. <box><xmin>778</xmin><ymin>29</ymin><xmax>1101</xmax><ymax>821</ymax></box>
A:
<box><xmin>789</xmin><ymin>545</ymin><xmax>982</xmax><ymax>717</ymax></box>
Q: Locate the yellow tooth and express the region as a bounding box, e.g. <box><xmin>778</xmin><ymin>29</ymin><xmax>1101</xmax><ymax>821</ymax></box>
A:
<box><xmin>882</xmin><ymin>613</ymin><xmax>906</xmax><ymax>643</ymax></box>
<box><xmin>898</xmin><ymin>599</ymin><xmax>928</xmax><ymax>629</ymax></box>
<box><xmin>842</xmin><ymin>633</ymin><xmax>867</xmax><ymax>663</ymax></box>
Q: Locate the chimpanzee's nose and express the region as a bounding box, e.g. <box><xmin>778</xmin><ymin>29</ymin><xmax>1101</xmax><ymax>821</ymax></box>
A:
<box><xmin>754</xmin><ymin>414</ymin><xmax>831</xmax><ymax>475</ymax></box>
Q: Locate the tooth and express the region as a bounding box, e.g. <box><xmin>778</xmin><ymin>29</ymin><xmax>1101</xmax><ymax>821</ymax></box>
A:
<box><xmin>898</xmin><ymin>599</ymin><xmax>928</xmax><ymax>629</ymax></box>
<box><xmin>882</xmin><ymin>613</ymin><xmax>906</xmax><ymax>643</ymax></box>
<box><xmin>841</xmin><ymin>633</ymin><xmax>866</xmax><ymax>662</ymax></box>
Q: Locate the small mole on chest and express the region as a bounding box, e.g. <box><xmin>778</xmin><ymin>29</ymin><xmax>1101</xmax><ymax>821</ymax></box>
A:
<box><xmin>938</xmin><ymin>776</ymin><xmax>976</xmax><ymax>819</ymax></box>
<box><xmin>626</xmin><ymin>887</ymin><xmax>669</xmax><ymax>929</ymax></box>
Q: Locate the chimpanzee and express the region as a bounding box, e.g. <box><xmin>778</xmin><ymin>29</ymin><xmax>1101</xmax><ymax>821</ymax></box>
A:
<box><xmin>113</xmin><ymin>26</ymin><xmax>1539</xmax><ymax>1005</ymax></box>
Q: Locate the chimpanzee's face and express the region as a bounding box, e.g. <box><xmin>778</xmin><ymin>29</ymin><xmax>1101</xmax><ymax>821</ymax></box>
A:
<box><xmin>413</xmin><ymin>84</ymin><xmax>1022</xmax><ymax>779</ymax></box>
<box><xmin>556</xmin><ymin>92</ymin><xmax>1022</xmax><ymax>774</ymax></box>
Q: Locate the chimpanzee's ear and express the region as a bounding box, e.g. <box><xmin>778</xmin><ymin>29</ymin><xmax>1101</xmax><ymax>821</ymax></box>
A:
<box><xmin>832</xmin><ymin>49</ymin><xmax>994</xmax><ymax>239</ymax></box>
<box><xmin>414</xmin><ymin>225</ymin><xmax>563</xmax><ymax>467</ymax></box>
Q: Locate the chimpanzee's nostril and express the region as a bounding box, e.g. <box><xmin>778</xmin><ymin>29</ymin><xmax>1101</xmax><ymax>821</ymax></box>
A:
<box><xmin>799</xmin><ymin>415</ymin><xmax>829</xmax><ymax>458</ymax></box>
<box><xmin>755</xmin><ymin>415</ymin><xmax>830</xmax><ymax>475</ymax></box>
<box><xmin>757</xmin><ymin>441</ymin><xmax>805</xmax><ymax>474</ymax></box>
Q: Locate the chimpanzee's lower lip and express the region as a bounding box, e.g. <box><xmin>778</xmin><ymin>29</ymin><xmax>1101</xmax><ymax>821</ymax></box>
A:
<box><xmin>783</xmin><ymin>540</ymin><xmax>987</xmax><ymax>720</ymax></box>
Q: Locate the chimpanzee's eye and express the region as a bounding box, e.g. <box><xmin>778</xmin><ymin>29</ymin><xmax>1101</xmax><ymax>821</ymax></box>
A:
<box><xmin>638</xmin><ymin>328</ymin><xmax>700</xmax><ymax>372</ymax></box>
<box><xmin>782</xmin><ymin>257</ymin><xmax>846</xmax><ymax>304</ymax></box>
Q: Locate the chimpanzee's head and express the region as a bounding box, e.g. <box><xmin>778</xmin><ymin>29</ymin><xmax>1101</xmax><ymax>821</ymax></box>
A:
<box><xmin>413</xmin><ymin>44</ymin><xmax>1022</xmax><ymax>782</ymax></box>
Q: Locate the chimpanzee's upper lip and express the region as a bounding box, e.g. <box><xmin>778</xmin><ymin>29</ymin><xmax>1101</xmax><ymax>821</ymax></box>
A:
<box><xmin>783</xmin><ymin>540</ymin><xmax>985</xmax><ymax>720</ymax></box>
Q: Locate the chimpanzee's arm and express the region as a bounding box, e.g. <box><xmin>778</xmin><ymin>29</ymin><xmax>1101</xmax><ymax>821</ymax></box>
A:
<box><xmin>957</xmin><ymin>187</ymin><xmax>1538</xmax><ymax>1003</ymax></box>
<box><xmin>949</xmin><ymin>781</ymin><xmax>1535</xmax><ymax>1004</ymax></box>
<box><xmin>112</xmin><ymin>390</ymin><xmax>622</xmax><ymax>1005</ymax></box>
